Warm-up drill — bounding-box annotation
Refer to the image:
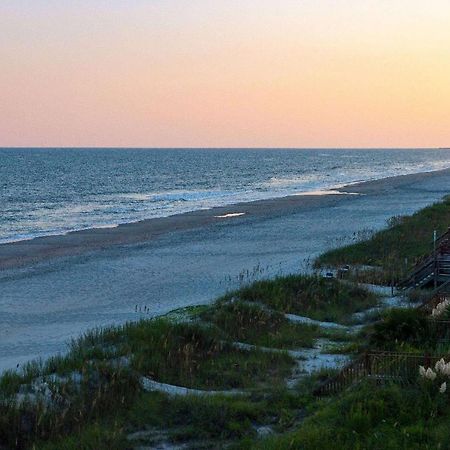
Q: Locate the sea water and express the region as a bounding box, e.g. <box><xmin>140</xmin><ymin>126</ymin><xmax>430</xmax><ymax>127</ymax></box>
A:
<box><xmin>1</xmin><ymin>148</ymin><xmax>450</xmax><ymax>244</ymax></box>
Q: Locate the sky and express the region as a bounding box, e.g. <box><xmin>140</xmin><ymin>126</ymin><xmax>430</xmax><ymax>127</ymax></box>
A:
<box><xmin>1</xmin><ymin>0</ymin><xmax>450</xmax><ymax>148</ymax></box>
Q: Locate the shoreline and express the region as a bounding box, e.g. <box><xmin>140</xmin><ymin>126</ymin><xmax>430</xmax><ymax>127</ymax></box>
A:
<box><xmin>1</xmin><ymin>167</ymin><xmax>449</xmax><ymax>271</ymax></box>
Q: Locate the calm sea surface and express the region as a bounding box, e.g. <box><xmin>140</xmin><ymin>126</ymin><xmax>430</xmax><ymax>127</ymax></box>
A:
<box><xmin>1</xmin><ymin>148</ymin><xmax>450</xmax><ymax>243</ymax></box>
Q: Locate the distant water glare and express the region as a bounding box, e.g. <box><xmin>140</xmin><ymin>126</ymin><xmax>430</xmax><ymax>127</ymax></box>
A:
<box><xmin>1</xmin><ymin>148</ymin><xmax>449</xmax><ymax>244</ymax></box>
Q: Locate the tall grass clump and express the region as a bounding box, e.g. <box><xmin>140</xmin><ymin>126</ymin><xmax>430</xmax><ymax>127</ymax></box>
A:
<box><xmin>126</xmin><ymin>388</ymin><xmax>309</xmax><ymax>443</ymax></box>
<box><xmin>201</xmin><ymin>300</ymin><xmax>319</xmax><ymax>348</ymax></box>
<box><xmin>232</xmin><ymin>274</ymin><xmax>378</xmax><ymax>324</ymax></box>
<box><xmin>0</xmin><ymin>363</ymin><xmax>140</xmax><ymax>449</ymax></box>
<box><xmin>120</xmin><ymin>319</ymin><xmax>294</xmax><ymax>389</ymax></box>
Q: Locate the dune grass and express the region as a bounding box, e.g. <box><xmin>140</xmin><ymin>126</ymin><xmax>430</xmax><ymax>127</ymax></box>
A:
<box><xmin>231</xmin><ymin>274</ymin><xmax>378</xmax><ymax>324</ymax></box>
<box><xmin>251</xmin><ymin>381</ymin><xmax>450</xmax><ymax>450</ymax></box>
<box><xmin>118</xmin><ymin>319</ymin><xmax>294</xmax><ymax>390</ymax></box>
<box><xmin>200</xmin><ymin>300</ymin><xmax>319</xmax><ymax>349</ymax></box>
<box><xmin>0</xmin><ymin>317</ymin><xmax>297</xmax><ymax>449</ymax></box>
<box><xmin>37</xmin><ymin>386</ymin><xmax>312</xmax><ymax>450</ymax></box>
<box><xmin>37</xmin><ymin>424</ymin><xmax>128</xmax><ymax>450</ymax></box>
<box><xmin>271</xmin><ymin>308</ymin><xmax>450</xmax><ymax>450</ymax></box>
<box><xmin>0</xmin><ymin>275</ymin><xmax>414</xmax><ymax>449</ymax></box>
<box><xmin>35</xmin><ymin>304</ymin><xmax>450</xmax><ymax>450</ymax></box>
<box><xmin>126</xmin><ymin>389</ymin><xmax>308</xmax><ymax>443</ymax></box>
<box><xmin>0</xmin><ymin>363</ymin><xmax>139</xmax><ymax>450</ymax></box>
<box><xmin>315</xmin><ymin>196</ymin><xmax>450</xmax><ymax>284</ymax></box>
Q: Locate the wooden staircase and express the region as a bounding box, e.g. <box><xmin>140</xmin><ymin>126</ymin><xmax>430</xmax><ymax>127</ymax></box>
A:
<box><xmin>398</xmin><ymin>228</ymin><xmax>450</xmax><ymax>291</ymax></box>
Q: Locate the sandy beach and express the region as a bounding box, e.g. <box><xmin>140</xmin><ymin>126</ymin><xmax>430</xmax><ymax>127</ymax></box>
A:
<box><xmin>0</xmin><ymin>168</ymin><xmax>449</xmax><ymax>371</ymax></box>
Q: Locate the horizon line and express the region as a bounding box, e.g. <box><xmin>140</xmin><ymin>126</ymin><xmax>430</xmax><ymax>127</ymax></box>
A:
<box><xmin>0</xmin><ymin>146</ymin><xmax>448</xmax><ymax>151</ymax></box>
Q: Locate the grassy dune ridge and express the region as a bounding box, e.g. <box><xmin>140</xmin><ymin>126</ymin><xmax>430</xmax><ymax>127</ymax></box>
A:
<box><xmin>315</xmin><ymin>195</ymin><xmax>450</xmax><ymax>284</ymax></box>
<box><xmin>0</xmin><ymin>275</ymin><xmax>376</xmax><ymax>449</ymax></box>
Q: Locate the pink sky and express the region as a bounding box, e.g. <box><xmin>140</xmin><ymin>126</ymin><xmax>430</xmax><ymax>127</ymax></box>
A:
<box><xmin>1</xmin><ymin>1</ymin><xmax>450</xmax><ymax>148</ymax></box>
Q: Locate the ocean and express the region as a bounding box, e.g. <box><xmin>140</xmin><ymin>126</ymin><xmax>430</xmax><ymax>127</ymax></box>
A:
<box><xmin>1</xmin><ymin>148</ymin><xmax>450</xmax><ymax>244</ymax></box>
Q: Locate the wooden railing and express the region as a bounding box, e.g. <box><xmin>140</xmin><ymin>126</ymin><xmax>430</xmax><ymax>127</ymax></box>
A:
<box><xmin>313</xmin><ymin>354</ymin><xmax>368</xmax><ymax>396</ymax></box>
<box><xmin>314</xmin><ymin>351</ymin><xmax>444</xmax><ymax>396</ymax></box>
<box><xmin>417</xmin><ymin>280</ymin><xmax>450</xmax><ymax>311</ymax></box>
<box><xmin>314</xmin><ymin>290</ymin><xmax>450</xmax><ymax>397</ymax></box>
<box><xmin>398</xmin><ymin>229</ymin><xmax>450</xmax><ymax>290</ymax></box>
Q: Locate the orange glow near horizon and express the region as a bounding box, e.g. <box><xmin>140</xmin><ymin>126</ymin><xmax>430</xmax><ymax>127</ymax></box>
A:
<box><xmin>1</xmin><ymin>1</ymin><xmax>450</xmax><ymax>148</ymax></box>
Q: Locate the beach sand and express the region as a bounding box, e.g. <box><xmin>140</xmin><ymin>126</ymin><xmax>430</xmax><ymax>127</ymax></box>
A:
<box><xmin>0</xmin><ymin>168</ymin><xmax>449</xmax><ymax>371</ymax></box>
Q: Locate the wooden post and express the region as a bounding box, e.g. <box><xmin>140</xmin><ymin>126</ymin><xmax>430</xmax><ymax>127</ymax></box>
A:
<box><xmin>434</xmin><ymin>230</ymin><xmax>438</xmax><ymax>290</ymax></box>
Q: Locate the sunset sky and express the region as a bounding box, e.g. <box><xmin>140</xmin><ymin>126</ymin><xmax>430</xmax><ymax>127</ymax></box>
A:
<box><xmin>1</xmin><ymin>0</ymin><xmax>450</xmax><ymax>148</ymax></box>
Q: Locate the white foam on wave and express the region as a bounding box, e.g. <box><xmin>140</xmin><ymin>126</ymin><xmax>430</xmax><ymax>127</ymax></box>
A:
<box><xmin>89</xmin><ymin>224</ymin><xmax>119</xmax><ymax>230</ymax></box>
<box><xmin>262</xmin><ymin>174</ymin><xmax>321</xmax><ymax>188</ymax></box>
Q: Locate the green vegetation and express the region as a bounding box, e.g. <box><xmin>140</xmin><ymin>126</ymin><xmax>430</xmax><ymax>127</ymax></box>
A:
<box><xmin>120</xmin><ymin>319</ymin><xmax>294</xmax><ymax>390</ymax></box>
<box><xmin>37</xmin><ymin>387</ymin><xmax>312</xmax><ymax>450</ymax></box>
<box><xmin>251</xmin><ymin>381</ymin><xmax>450</xmax><ymax>450</ymax></box>
<box><xmin>38</xmin><ymin>424</ymin><xmax>128</xmax><ymax>450</ymax></box>
<box><xmin>0</xmin><ymin>319</ymin><xmax>297</xmax><ymax>449</ymax></box>
<box><xmin>0</xmin><ymin>272</ymin><xmax>380</xmax><ymax>449</ymax></box>
<box><xmin>201</xmin><ymin>300</ymin><xmax>319</xmax><ymax>349</ymax></box>
<box><xmin>126</xmin><ymin>389</ymin><xmax>308</xmax><ymax>443</ymax></box>
<box><xmin>367</xmin><ymin>308</ymin><xmax>432</xmax><ymax>350</ymax></box>
<box><xmin>0</xmin><ymin>363</ymin><xmax>139</xmax><ymax>450</ymax></box>
<box><xmin>4</xmin><ymin>192</ymin><xmax>450</xmax><ymax>450</ymax></box>
<box><xmin>315</xmin><ymin>196</ymin><xmax>450</xmax><ymax>284</ymax></box>
<box><xmin>233</xmin><ymin>274</ymin><xmax>378</xmax><ymax>324</ymax></box>
<box><xmin>252</xmin><ymin>303</ymin><xmax>450</xmax><ymax>450</ymax></box>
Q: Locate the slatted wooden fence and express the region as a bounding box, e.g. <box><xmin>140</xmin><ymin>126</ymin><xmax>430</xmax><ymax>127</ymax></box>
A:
<box><xmin>314</xmin><ymin>351</ymin><xmax>443</xmax><ymax>396</ymax></box>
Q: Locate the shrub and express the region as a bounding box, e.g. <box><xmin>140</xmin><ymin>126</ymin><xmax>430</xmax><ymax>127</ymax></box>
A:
<box><xmin>369</xmin><ymin>308</ymin><xmax>431</xmax><ymax>349</ymax></box>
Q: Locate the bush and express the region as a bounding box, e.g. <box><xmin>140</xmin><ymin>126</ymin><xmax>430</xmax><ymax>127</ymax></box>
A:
<box><xmin>368</xmin><ymin>308</ymin><xmax>431</xmax><ymax>350</ymax></box>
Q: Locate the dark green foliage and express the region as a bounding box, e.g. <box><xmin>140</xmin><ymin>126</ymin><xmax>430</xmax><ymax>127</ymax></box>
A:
<box><xmin>234</xmin><ymin>274</ymin><xmax>378</xmax><ymax>324</ymax></box>
<box><xmin>37</xmin><ymin>424</ymin><xmax>128</xmax><ymax>450</ymax></box>
<box><xmin>368</xmin><ymin>308</ymin><xmax>432</xmax><ymax>350</ymax></box>
<box><xmin>0</xmin><ymin>318</ymin><xmax>295</xmax><ymax>448</ymax></box>
<box><xmin>251</xmin><ymin>382</ymin><xmax>450</xmax><ymax>450</ymax></box>
<box><xmin>126</xmin><ymin>388</ymin><xmax>309</xmax><ymax>443</ymax></box>
<box><xmin>0</xmin><ymin>364</ymin><xmax>139</xmax><ymax>449</ymax></box>
<box><xmin>128</xmin><ymin>392</ymin><xmax>261</xmax><ymax>441</ymax></box>
<box><xmin>201</xmin><ymin>301</ymin><xmax>319</xmax><ymax>348</ymax></box>
<box><xmin>122</xmin><ymin>319</ymin><xmax>294</xmax><ymax>389</ymax></box>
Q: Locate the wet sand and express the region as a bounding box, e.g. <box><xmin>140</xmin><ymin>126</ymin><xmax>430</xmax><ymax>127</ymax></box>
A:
<box><xmin>0</xmin><ymin>168</ymin><xmax>449</xmax><ymax>371</ymax></box>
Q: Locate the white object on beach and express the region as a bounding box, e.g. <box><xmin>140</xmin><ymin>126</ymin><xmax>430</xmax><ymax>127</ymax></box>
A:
<box><xmin>214</xmin><ymin>212</ymin><xmax>246</xmax><ymax>218</ymax></box>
